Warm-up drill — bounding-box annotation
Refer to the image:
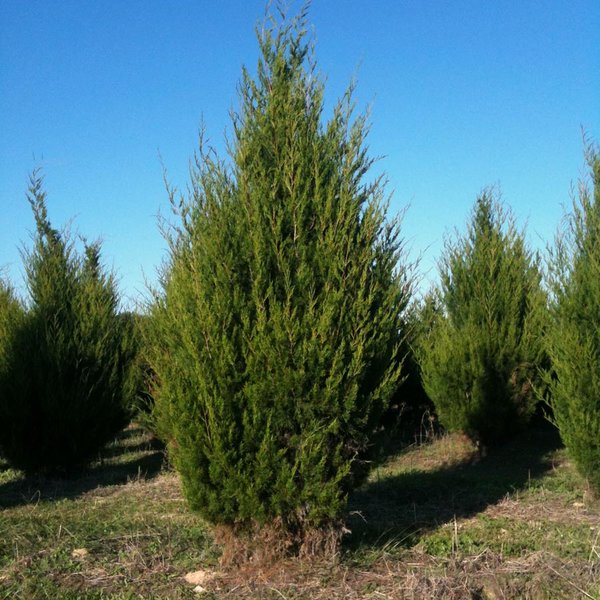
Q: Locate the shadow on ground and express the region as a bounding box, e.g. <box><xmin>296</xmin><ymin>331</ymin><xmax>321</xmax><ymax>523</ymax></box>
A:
<box><xmin>0</xmin><ymin>427</ymin><xmax>165</xmax><ymax>509</ymax></box>
<box><xmin>100</xmin><ymin>433</ymin><xmax>165</xmax><ymax>460</ymax></box>
<box><xmin>345</xmin><ymin>418</ymin><xmax>562</xmax><ymax>552</ymax></box>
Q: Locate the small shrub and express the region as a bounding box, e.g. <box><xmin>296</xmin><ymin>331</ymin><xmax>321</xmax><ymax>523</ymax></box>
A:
<box><xmin>0</xmin><ymin>173</ymin><xmax>137</xmax><ymax>474</ymax></box>
<box><xmin>147</xmin><ymin>9</ymin><xmax>412</xmax><ymax>559</ymax></box>
<box><xmin>545</xmin><ymin>143</ymin><xmax>600</xmax><ymax>493</ymax></box>
<box><xmin>419</xmin><ymin>191</ymin><xmax>546</xmax><ymax>447</ymax></box>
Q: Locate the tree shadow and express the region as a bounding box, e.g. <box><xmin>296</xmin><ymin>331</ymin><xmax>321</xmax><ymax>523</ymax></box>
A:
<box><xmin>0</xmin><ymin>432</ymin><xmax>166</xmax><ymax>509</ymax></box>
<box><xmin>345</xmin><ymin>419</ymin><xmax>562</xmax><ymax>552</ymax></box>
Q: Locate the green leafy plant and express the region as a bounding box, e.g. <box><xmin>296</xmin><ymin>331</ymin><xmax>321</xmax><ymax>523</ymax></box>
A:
<box><xmin>147</xmin><ymin>8</ymin><xmax>412</xmax><ymax>559</ymax></box>
<box><xmin>419</xmin><ymin>190</ymin><xmax>546</xmax><ymax>447</ymax></box>
<box><xmin>545</xmin><ymin>142</ymin><xmax>600</xmax><ymax>494</ymax></box>
<box><xmin>0</xmin><ymin>173</ymin><xmax>137</xmax><ymax>474</ymax></box>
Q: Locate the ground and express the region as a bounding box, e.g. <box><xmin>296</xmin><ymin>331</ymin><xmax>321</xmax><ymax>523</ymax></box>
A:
<box><xmin>0</xmin><ymin>421</ymin><xmax>598</xmax><ymax>599</ymax></box>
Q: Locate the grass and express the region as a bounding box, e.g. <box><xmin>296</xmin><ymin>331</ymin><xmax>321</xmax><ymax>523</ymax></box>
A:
<box><xmin>1</xmin><ymin>420</ymin><xmax>599</xmax><ymax>599</ymax></box>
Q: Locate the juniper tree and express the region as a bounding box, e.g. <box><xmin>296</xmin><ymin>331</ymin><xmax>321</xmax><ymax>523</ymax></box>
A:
<box><xmin>545</xmin><ymin>144</ymin><xmax>600</xmax><ymax>493</ymax></box>
<box><xmin>123</xmin><ymin>311</ymin><xmax>156</xmax><ymax>427</ymax></box>
<box><xmin>0</xmin><ymin>173</ymin><xmax>137</xmax><ymax>474</ymax></box>
<box><xmin>419</xmin><ymin>191</ymin><xmax>546</xmax><ymax>447</ymax></box>
<box><xmin>381</xmin><ymin>297</ymin><xmax>436</xmax><ymax>440</ymax></box>
<box><xmin>0</xmin><ymin>279</ymin><xmax>24</xmax><ymax>420</ymax></box>
<box><xmin>0</xmin><ymin>279</ymin><xmax>23</xmax><ymax>340</ymax></box>
<box><xmin>147</xmin><ymin>9</ymin><xmax>411</xmax><ymax>558</ymax></box>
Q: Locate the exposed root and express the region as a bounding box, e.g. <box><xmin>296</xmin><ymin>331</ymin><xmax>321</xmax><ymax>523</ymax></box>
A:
<box><xmin>214</xmin><ymin>517</ymin><xmax>345</xmax><ymax>568</ymax></box>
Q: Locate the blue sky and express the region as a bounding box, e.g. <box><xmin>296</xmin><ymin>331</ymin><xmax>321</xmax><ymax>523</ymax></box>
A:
<box><xmin>1</xmin><ymin>0</ymin><xmax>599</xmax><ymax>307</ymax></box>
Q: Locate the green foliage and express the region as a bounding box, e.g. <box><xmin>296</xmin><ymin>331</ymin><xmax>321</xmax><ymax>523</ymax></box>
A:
<box><xmin>117</xmin><ymin>312</ymin><xmax>149</xmax><ymax>413</ymax></box>
<box><xmin>419</xmin><ymin>191</ymin><xmax>546</xmax><ymax>446</ymax></box>
<box><xmin>545</xmin><ymin>143</ymin><xmax>600</xmax><ymax>493</ymax></box>
<box><xmin>381</xmin><ymin>298</ymin><xmax>435</xmax><ymax>439</ymax></box>
<box><xmin>147</xmin><ymin>10</ymin><xmax>411</xmax><ymax>546</ymax></box>
<box><xmin>0</xmin><ymin>173</ymin><xmax>137</xmax><ymax>474</ymax></box>
<box><xmin>0</xmin><ymin>279</ymin><xmax>24</xmax><ymax>390</ymax></box>
<box><xmin>123</xmin><ymin>311</ymin><xmax>158</xmax><ymax>432</ymax></box>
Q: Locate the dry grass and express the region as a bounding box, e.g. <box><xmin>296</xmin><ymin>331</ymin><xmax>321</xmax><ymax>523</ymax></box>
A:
<box><xmin>197</xmin><ymin>550</ymin><xmax>599</xmax><ymax>599</ymax></box>
<box><xmin>1</xmin><ymin>421</ymin><xmax>599</xmax><ymax>599</ymax></box>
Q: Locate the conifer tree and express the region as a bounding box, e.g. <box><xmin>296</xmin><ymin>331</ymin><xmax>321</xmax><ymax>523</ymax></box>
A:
<box><xmin>419</xmin><ymin>191</ymin><xmax>546</xmax><ymax>447</ymax></box>
<box><xmin>0</xmin><ymin>279</ymin><xmax>24</xmax><ymax>413</ymax></box>
<box><xmin>148</xmin><ymin>8</ymin><xmax>411</xmax><ymax>557</ymax></box>
<box><xmin>381</xmin><ymin>298</ymin><xmax>436</xmax><ymax>439</ymax></box>
<box><xmin>545</xmin><ymin>144</ymin><xmax>600</xmax><ymax>493</ymax></box>
<box><xmin>0</xmin><ymin>280</ymin><xmax>23</xmax><ymax>338</ymax></box>
<box><xmin>0</xmin><ymin>173</ymin><xmax>137</xmax><ymax>474</ymax></box>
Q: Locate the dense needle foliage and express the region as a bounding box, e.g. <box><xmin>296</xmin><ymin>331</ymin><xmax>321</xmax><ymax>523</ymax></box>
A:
<box><xmin>0</xmin><ymin>279</ymin><xmax>24</xmax><ymax>401</ymax></box>
<box><xmin>419</xmin><ymin>191</ymin><xmax>546</xmax><ymax>447</ymax></box>
<box><xmin>0</xmin><ymin>174</ymin><xmax>137</xmax><ymax>474</ymax></box>
<box><xmin>545</xmin><ymin>145</ymin><xmax>600</xmax><ymax>493</ymax></box>
<box><xmin>381</xmin><ymin>300</ymin><xmax>435</xmax><ymax>438</ymax></box>
<box><xmin>148</xmin><ymin>10</ymin><xmax>411</xmax><ymax>554</ymax></box>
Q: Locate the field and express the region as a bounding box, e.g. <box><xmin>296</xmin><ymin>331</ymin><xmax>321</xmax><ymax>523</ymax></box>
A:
<box><xmin>1</xmin><ymin>420</ymin><xmax>598</xmax><ymax>599</ymax></box>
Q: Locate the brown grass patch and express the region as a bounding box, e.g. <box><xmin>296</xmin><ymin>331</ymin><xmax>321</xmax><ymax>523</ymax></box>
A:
<box><xmin>188</xmin><ymin>550</ymin><xmax>599</xmax><ymax>598</ymax></box>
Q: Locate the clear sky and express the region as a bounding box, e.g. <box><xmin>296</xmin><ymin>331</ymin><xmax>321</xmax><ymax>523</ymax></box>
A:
<box><xmin>1</xmin><ymin>0</ymin><xmax>599</xmax><ymax>308</ymax></box>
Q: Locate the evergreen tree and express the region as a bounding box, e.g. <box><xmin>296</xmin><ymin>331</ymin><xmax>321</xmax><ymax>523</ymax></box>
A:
<box><xmin>0</xmin><ymin>173</ymin><xmax>137</xmax><ymax>474</ymax></box>
<box><xmin>147</xmin><ymin>9</ymin><xmax>411</xmax><ymax>558</ymax></box>
<box><xmin>545</xmin><ymin>144</ymin><xmax>600</xmax><ymax>493</ymax></box>
<box><xmin>419</xmin><ymin>191</ymin><xmax>546</xmax><ymax>447</ymax></box>
<box><xmin>381</xmin><ymin>297</ymin><xmax>435</xmax><ymax>441</ymax></box>
<box><xmin>123</xmin><ymin>311</ymin><xmax>157</xmax><ymax>429</ymax></box>
<box><xmin>0</xmin><ymin>279</ymin><xmax>24</xmax><ymax>419</ymax></box>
